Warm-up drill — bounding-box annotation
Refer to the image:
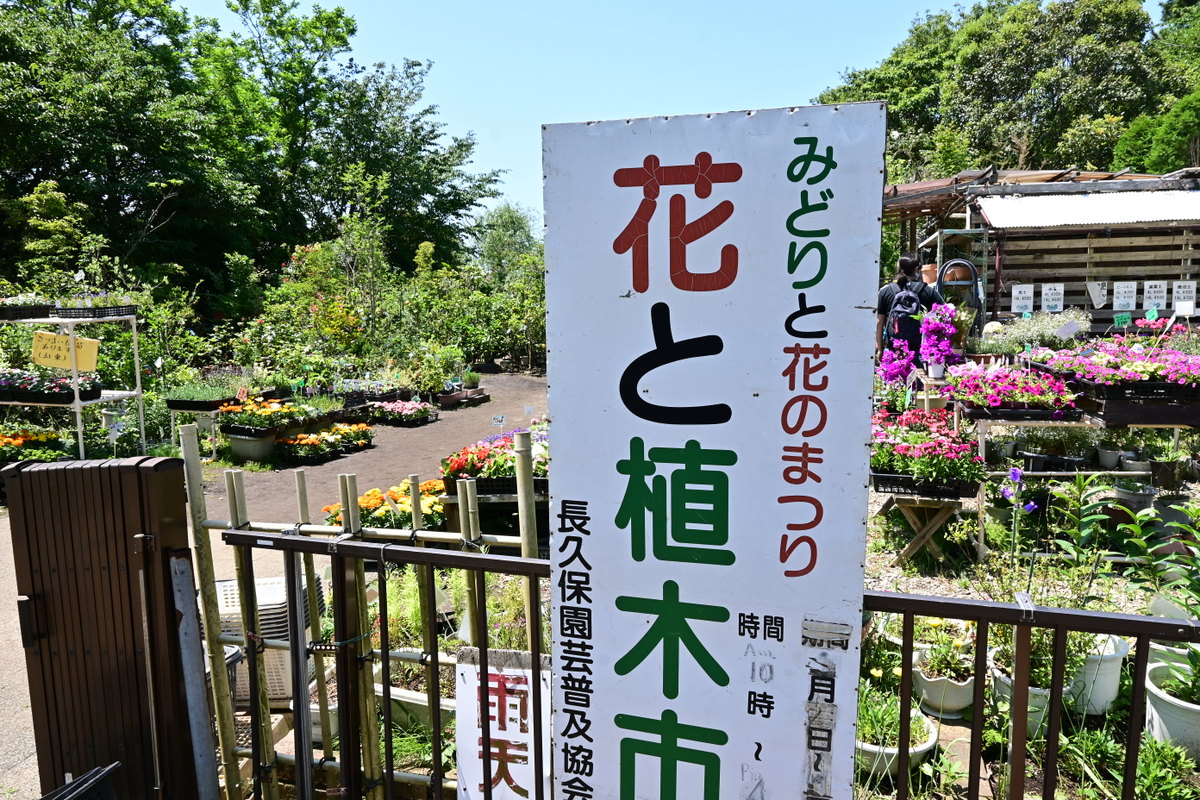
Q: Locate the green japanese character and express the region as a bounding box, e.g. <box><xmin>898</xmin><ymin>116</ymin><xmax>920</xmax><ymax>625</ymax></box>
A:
<box><xmin>614</xmin><ymin>580</ymin><xmax>730</xmax><ymax>699</ymax></box>
<box><xmin>616</xmin><ymin>708</ymin><xmax>727</xmax><ymax>800</ymax></box>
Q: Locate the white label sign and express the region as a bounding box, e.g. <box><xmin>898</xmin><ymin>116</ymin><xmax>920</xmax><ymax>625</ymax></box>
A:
<box><xmin>456</xmin><ymin>649</ymin><xmax>551</xmax><ymax>800</ymax></box>
<box><xmin>1086</xmin><ymin>281</ymin><xmax>1107</xmax><ymax>308</ymax></box>
<box><xmin>1144</xmin><ymin>280</ymin><xmax>1168</xmax><ymax>311</ymax></box>
<box><xmin>545</xmin><ymin>105</ymin><xmax>881</xmax><ymax>799</ymax></box>
<box><xmin>1041</xmin><ymin>283</ymin><xmax>1064</xmax><ymax>313</ymax></box>
<box><xmin>1175</xmin><ymin>280</ymin><xmax>1197</xmax><ymax>312</ymax></box>
<box><xmin>1011</xmin><ymin>285</ymin><xmax>1034</xmax><ymax>313</ymax></box>
<box><xmin>1113</xmin><ymin>281</ymin><xmax>1138</xmax><ymax>311</ymax></box>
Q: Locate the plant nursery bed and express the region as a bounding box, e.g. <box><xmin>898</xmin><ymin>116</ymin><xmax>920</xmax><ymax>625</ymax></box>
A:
<box><xmin>869</xmin><ymin>471</ymin><xmax>978</xmax><ymax>499</ymax></box>
<box><xmin>958</xmin><ymin>402</ymin><xmax>1082</xmax><ymax>421</ymax></box>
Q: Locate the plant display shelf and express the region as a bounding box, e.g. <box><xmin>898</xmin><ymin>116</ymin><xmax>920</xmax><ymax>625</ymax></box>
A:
<box><xmin>0</xmin><ymin>314</ymin><xmax>145</xmax><ymax>458</ymax></box>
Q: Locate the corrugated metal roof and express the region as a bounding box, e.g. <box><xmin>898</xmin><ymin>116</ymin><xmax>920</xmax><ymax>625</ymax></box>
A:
<box><xmin>977</xmin><ymin>190</ymin><xmax>1200</xmax><ymax>229</ymax></box>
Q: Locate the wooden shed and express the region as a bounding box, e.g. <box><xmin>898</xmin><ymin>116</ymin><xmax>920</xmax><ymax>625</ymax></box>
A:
<box><xmin>883</xmin><ymin>169</ymin><xmax>1200</xmax><ymax>332</ymax></box>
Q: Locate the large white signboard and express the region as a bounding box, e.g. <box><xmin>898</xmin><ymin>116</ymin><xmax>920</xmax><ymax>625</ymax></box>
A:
<box><xmin>1041</xmin><ymin>283</ymin><xmax>1064</xmax><ymax>313</ymax></box>
<box><xmin>1144</xmin><ymin>280</ymin><xmax>1168</xmax><ymax>311</ymax></box>
<box><xmin>544</xmin><ymin>104</ymin><xmax>882</xmax><ymax>800</ymax></box>
<box><xmin>1175</xmin><ymin>280</ymin><xmax>1197</xmax><ymax>312</ymax></box>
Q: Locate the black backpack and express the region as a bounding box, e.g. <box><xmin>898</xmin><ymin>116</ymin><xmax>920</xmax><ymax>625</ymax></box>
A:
<box><xmin>885</xmin><ymin>282</ymin><xmax>923</xmax><ymax>346</ymax></box>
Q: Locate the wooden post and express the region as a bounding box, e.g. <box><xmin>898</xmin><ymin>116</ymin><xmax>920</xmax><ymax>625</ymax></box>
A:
<box><xmin>180</xmin><ymin>426</ymin><xmax>242</xmax><ymax>800</ymax></box>
<box><xmin>459</xmin><ymin>480</ymin><xmax>481</xmax><ymax>647</ymax></box>
<box><xmin>513</xmin><ymin>432</ymin><xmax>539</xmax><ymax>651</ymax></box>
<box><xmin>295</xmin><ymin>469</ymin><xmax>337</xmax><ymax>784</ymax></box>
<box><xmin>1007</xmin><ymin>624</ymin><xmax>1032</xmax><ymax>800</ymax></box>
<box><xmin>409</xmin><ymin>474</ymin><xmax>442</xmax><ymax>756</ymax></box>
<box><xmin>228</xmin><ymin>470</ymin><xmax>279</xmax><ymax>800</ymax></box>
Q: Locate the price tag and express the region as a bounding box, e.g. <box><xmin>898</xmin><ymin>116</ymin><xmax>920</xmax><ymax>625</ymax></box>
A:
<box><xmin>1146</xmin><ymin>306</ymin><xmax>1160</xmax><ymax>322</ymax></box>
<box><xmin>904</xmin><ymin>386</ymin><xmax>913</xmax><ymax>408</ymax></box>
<box><xmin>1054</xmin><ymin>320</ymin><xmax>1081</xmax><ymax>339</ymax></box>
<box><xmin>1022</xmin><ymin>311</ymin><xmax>1032</xmax><ymax>320</ymax></box>
<box><xmin>1113</xmin><ymin>312</ymin><xmax>1132</xmax><ymax>328</ymax></box>
<box><xmin>1024</xmin><ymin>343</ymin><xmax>1032</xmax><ymax>354</ymax></box>
<box><xmin>236</xmin><ymin>386</ymin><xmax>249</xmax><ymax>401</ymax></box>
<box><xmin>492</xmin><ymin>415</ymin><xmax>506</xmax><ymax>427</ymax></box>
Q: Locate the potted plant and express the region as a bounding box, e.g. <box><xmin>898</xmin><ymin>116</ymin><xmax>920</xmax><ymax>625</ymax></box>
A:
<box><xmin>462</xmin><ymin>370</ymin><xmax>483</xmax><ymax>396</ymax></box>
<box><xmin>440</xmin><ymin>422</ymin><xmax>550</xmax><ymax>496</ymax></box>
<box><xmin>919</xmin><ymin>303</ymin><xmax>960</xmax><ymax>378</ymax></box>
<box><xmin>869</xmin><ymin>408</ymin><xmax>984</xmax><ymax>498</ymax></box>
<box><xmin>0</xmin><ymin>293</ymin><xmax>52</xmax><ymax>320</ymax></box>
<box><xmin>944</xmin><ymin>362</ymin><xmax>1079</xmax><ymax>419</ymax></box>
<box><xmin>1146</xmin><ymin>648</ymin><xmax>1200</xmax><ymax>760</ymax></box>
<box><xmin>1114</xmin><ymin>478</ymin><xmax>1156</xmax><ymax>512</ymax></box>
<box><xmin>855</xmin><ymin>678</ymin><xmax>938</xmax><ymax>779</ymax></box>
<box><xmin>913</xmin><ymin>623</ymin><xmax>977</xmax><ymax>718</ymax></box>
<box><xmin>165</xmin><ymin>379</ymin><xmax>238</xmax><ymax>412</ymax></box>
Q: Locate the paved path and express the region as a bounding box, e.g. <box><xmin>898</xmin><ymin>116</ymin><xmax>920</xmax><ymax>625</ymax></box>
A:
<box><xmin>0</xmin><ymin>373</ymin><xmax>548</xmax><ymax>797</ymax></box>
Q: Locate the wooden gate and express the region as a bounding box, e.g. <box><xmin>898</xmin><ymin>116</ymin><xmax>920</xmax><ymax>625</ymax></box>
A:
<box><xmin>5</xmin><ymin>457</ymin><xmax>205</xmax><ymax>799</ymax></box>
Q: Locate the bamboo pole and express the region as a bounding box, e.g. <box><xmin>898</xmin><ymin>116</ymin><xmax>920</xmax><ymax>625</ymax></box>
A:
<box><xmin>459</xmin><ymin>479</ymin><xmax>481</xmax><ymax>647</ymax></box>
<box><xmin>180</xmin><ymin>425</ymin><xmax>242</xmax><ymax>800</ymax></box>
<box><xmin>409</xmin><ymin>474</ymin><xmax>442</xmax><ymax>754</ymax></box>
<box><xmin>295</xmin><ymin>469</ymin><xmax>337</xmax><ymax>784</ymax></box>
<box><xmin>513</xmin><ymin>432</ymin><xmax>539</xmax><ymax>651</ymax></box>
<box><xmin>228</xmin><ymin>470</ymin><xmax>280</xmax><ymax>800</ymax></box>
<box><xmin>342</xmin><ymin>474</ymin><xmax>384</xmax><ymax>800</ymax></box>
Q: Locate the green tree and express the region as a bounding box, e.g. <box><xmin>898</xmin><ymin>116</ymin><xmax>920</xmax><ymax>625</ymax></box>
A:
<box><xmin>1110</xmin><ymin>113</ymin><xmax>1160</xmax><ymax>171</ymax></box>
<box><xmin>1146</xmin><ymin>89</ymin><xmax>1200</xmax><ymax>171</ymax></box>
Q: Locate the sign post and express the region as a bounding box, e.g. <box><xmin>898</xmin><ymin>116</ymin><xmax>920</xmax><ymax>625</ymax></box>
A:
<box><xmin>544</xmin><ymin>104</ymin><xmax>883</xmax><ymax>799</ymax></box>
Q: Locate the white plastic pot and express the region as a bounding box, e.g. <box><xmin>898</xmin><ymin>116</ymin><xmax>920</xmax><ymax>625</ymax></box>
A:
<box><xmin>1146</xmin><ymin>662</ymin><xmax>1200</xmax><ymax>760</ymax></box>
<box><xmin>1068</xmin><ymin>634</ymin><xmax>1129</xmax><ymax>715</ymax></box>
<box><xmin>914</xmin><ymin>652</ymin><xmax>976</xmax><ymax>718</ymax></box>
<box><xmin>991</xmin><ymin>668</ymin><xmax>1054</xmax><ymax>738</ymax></box>
<box><xmin>855</xmin><ymin>710</ymin><xmax>938</xmax><ymax>779</ymax></box>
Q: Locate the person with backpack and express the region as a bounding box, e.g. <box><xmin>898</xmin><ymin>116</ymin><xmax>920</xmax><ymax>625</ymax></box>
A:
<box><xmin>875</xmin><ymin>253</ymin><xmax>945</xmax><ymax>363</ymax></box>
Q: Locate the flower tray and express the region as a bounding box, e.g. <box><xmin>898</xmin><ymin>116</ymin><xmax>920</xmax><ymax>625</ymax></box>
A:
<box><xmin>392</xmin><ymin>412</ymin><xmax>438</xmax><ymax>428</ymax></box>
<box><xmin>1077</xmin><ymin>378</ymin><xmax>1200</xmax><ymax>403</ymax></box>
<box><xmin>52</xmin><ymin>305</ymin><xmax>138</xmax><ymax>319</ymax></box>
<box><xmin>442</xmin><ymin>476</ymin><xmax>549</xmax><ymax>497</ymax></box>
<box><xmin>10</xmin><ymin>388</ymin><xmax>102</xmax><ymax>404</ymax></box>
<box><xmin>0</xmin><ymin>304</ymin><xmax>52</xmax><ymax>320</ymax></box>
<box><xmin>1082</xmin><ymin>395</ymin><xmax>1200</xmax><ymax>428</ymax></box>
<box><xmin>958</xmin><ymin>403</ymin><xmax>1083</xmax><ymax>422</ymax></box>
<box><xmin>166</xmin><ymin>396</ymin><xmax>236</xmax><ymax>412</ymax></box>
<box><xmin>363</xmin><ymin>390</ymin><xmax>402</xmax><ymax>403</ymax></box>
<box><xmin>219</xmin><ymin>423</ymin><xmax>285</xmax><ymax>438</ymax></box>
<box><xmin>869</xmin><ymin>472</ymin><xmax>978</xmax><ymax>499</ymax></box>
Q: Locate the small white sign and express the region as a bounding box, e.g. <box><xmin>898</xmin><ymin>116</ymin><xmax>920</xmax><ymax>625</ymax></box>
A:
<box><xmin>1086</xmin><ymin>281</ymin><xmax>1108</xmax><ymax>308</ymax></box>
<box><xmin>1144</xmin><ymin>280</ymin><xmax>1168</xmax><ymax>311</ymax></box>
<box><xmin>1178</xmin><ymin>300</ymin><xmax>1196</xmax><ymax>317</ymax></box>
<box><xmin>1174</xmin><ymin>280</ymin><xmax>1197</xmax><ymax>311</ymax></box>
<box><xmin>1041</xmin><ymin>283</ymin><xmax>1064</xmax><ymax>313</ymax></box>
<box><xmin>1011</xmin><ymin>285</ymin><xmax>1034</xmax><ymax>313</ymax></box>
<box><xmin>1113</xmin><ymin>281</ymin><xmax>1138</xmax><ymax>311</ymax></box>
<box><xmin>456</xmin><ymin>649</ymin><xmax>551</xmax><ymax>800</ymax></box>
<box><xmin>1054</xmin><ymin>320</ymin><xmax>1082</xmax><ymax>339</ymax></box>
<box><xmin>492</xmin><ymin>414</ymin><xmax>506</xmax><ymax>427</ymax></box>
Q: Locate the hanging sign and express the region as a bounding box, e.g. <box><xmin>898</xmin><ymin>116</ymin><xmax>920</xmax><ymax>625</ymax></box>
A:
<box><xmin>1085</xmin><ymin>281</ymin><xmax>1107</xmax><ymax>308</ymax></box>
<box><xmin>1040</xmin><ymin>283</ymin><xmax>1064</xmax><ymax>313</ymax></box>
<box><xmin>1174</xmin><ymin>281</ymin><xmax>1197</xmax><ymax>311</ymax></box>
<box><xmin>1011</xmin><ymin>285</ymin><xmax>1034</xmax><ymax>314</ymax></box>
<box><xmin>1144</xmin><ymin>281</ymin><xmax>1168</xmax><ymax>311</ymax></box>
<box><xmin>455</xmin><ymin>648</ymin><xmax>551</xmax><ymax>800</ymax></box>
<box><xmin>544</xmin><ymin>104</ymin><xmax>882</xmax><ymax>799</ymax></box>
<box><xmin>1112</xmin><ymin>281</ymin><xmax>1138</xmax><ymax>311</ymax></box>
<box><xmin>31</xmin><ymin>331</ymin><xmax>99</xmax><ymax>372</ymax></box>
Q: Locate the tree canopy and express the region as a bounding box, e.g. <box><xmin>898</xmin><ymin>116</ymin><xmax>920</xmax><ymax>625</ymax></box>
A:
<box><xmin>818</xmin><ymin>0</ymin><xmax>1194</xmax><ymax>180</ymax></box>
<box><xmin>0</xmin><ymin>0</ymin><xmax>497</xmax><ymax>313</ymax></box>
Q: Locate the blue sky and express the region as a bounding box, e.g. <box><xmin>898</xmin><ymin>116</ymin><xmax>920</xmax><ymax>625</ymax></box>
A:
<box><xmin>180</xmin><ymin>0</ymin><xmax>1164</xmax><ymax>222</ymax></box>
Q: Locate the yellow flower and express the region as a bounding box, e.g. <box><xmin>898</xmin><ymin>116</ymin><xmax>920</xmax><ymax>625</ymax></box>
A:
<box><xmin>870</xmin><ymin>668</ymin><xmax>883</xmax><ymax>679</ymax></box>
<box><xmin>892</xmin><ymin>666</ymin><xmax>904</xmax><ymax>677</ymax></box>
<box><xmin>952</xmin><ymin>639</ymin><xmax>965</xmax><ymax>649</ymax></box>
<box><xmin>927</xmin><ymin>618</ymin><xmax>944</xmax><ymax>628</ymax></box>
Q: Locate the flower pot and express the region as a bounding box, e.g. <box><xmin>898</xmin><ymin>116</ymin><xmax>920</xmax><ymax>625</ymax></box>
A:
<box><xmin>855</xmin><ymin>710</ymin><xmax>938</xmax><ymax>779</ymax></box>
<box><xmin>914</xmin><ymin>652</ymin><xmax>976</xmax><ymax>718</ymax></box>
<box><xmin>1114</xmin><ymin>485</ymin><xmax>1156</xmax><ymax>512</ymax></box>
<box><xmin>991</xmin><ymin>667</ymin><xmax>1055</xmax><ymax>738</ymax></box>
<box><xmin>926</xmin><ymin>362</ymin><xmax>946</xmax><ymax>379</ymax></box>
<box><xmin>1150</xmin><ymin>460</ymin><xmax>1182</xmax><ymax>490</ymax></box>
<box><xmin>1146</xmin><ymin>662</ymin><xmax>1200</xmax><ymax>760</ymax></box>
<box><xmin>1121</xmin><ymin>457</ymin><xmax>1151</xmax><ymax>473</ymax></box>
<box><xmin>1097</xmin><ymin>448</ymin><xmax>1122</xmax><ymax>470</ymax></box>
<box><xmin>914</xmin><ymin>392</ymin><xmax>948</xmax><ymax>410</ymax></box>
<box><xmin>226</xmin><ymin>432</ymin><xmax>276</xmax><ymax>461</ymax></box>
<box><xmin>1148</xmin><ymin>595</ymin><xmax>1194</xmax><ymax>667</ymax></box>
<box><xmin>995</xmin><ymin>441</ymin><xmax>1018</xmax><ymax>460</ymax></box>
<box><xmin>1068</xmin><ymin>634</ymin><xmax>1129</xmax><ymax>715</ymax></box>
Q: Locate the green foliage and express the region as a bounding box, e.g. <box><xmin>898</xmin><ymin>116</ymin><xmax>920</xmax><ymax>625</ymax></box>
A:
<box><xmin>1147</xmin><ymin>89</ymin><xmax>1200</xmax><ymax>172</ymax></box>
<box><xmin>1111</xmin><ymin>114</ymin><xmax>1161</xmax><ymax>171</ymax></box>
<box><xmin>856</xmin><ymin>678</ymin><xmax>928</xmax><ymax>749</ymax></box>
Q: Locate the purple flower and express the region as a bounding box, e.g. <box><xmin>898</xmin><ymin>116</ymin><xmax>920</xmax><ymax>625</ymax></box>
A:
<box><xmin>1023</xmin><ymin>501</ymin><xmax>1038</xmax><ymax>513</ymax></box>
<box><xmin>1001</xmin><ymin>485</ymin><xmax>1014</xmax><ymax>501</ymax></box>
<box><xmin>1009</xmin><ymin>467</ymin><xmax>1023</xmax><ymax>483</ymax></box>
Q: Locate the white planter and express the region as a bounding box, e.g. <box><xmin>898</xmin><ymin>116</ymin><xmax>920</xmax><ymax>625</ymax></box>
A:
<box><xmin>926</xmin><ymin>362</ymin><xmax>946</xmax><ymax>379</ymax></box>
<box><xmin>914</xmin><ymin>652</ymin><xmax>976</xmax><ymax>718</ymax></box>
<box><xmin>1068</xmin><ymin>634</ymin><xmax>1129</xmax><ymax>715</ymax></box>
<box><xmin>1146</xmin><ymin>662</ymin><xmax>1200</xmax><ymax>760</ymax></box>
<box><xmin>1097</xmin><ymin>448</ymin><xmax>1122</xmax><ymax>470</ymax></box>
<box><xmin>855</xmin><ymin>710</ymin><xmax>938</xmax><ymax>778</ymax></box>
<box><xmin>1147</xmin><ymin>595</ymin><xmax>1194</xmax><ymax>667</ymax></box>
<box><xmin>1121</xmin><ymin>457</ymin><xmax>1151</xmax><ymax>473</ymax></box>
<box><xmin>227</xmin><ymin>432</ymin><xmax>276</xmax><ymax>461</ymax></box>
<box><xmin>1114</xmin><ymin>485</ymin><xmax>1155</xmax><ymax>512</ymax></box>
<box><xmin>991</xmin><ymin>668</ymin><xmax>1055</xmax><ymax>738</ymax></box>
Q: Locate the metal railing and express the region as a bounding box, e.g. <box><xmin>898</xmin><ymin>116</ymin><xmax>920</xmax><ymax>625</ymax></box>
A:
<box><xmin>864</xmin><ymin>590</ymin><xmax>1200</xmax><ymax>800</ymax></box>
<box><xmin>222</xmin><ymin>527</ymin><xmax>550</xmax><ymax>800</ymax></box>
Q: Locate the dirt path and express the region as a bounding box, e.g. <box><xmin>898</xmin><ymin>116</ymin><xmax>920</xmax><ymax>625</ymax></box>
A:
<box><xmin>201</xmin><ymin>372</ymin><xmax>548</xmax><ymax>580</ymax></box>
